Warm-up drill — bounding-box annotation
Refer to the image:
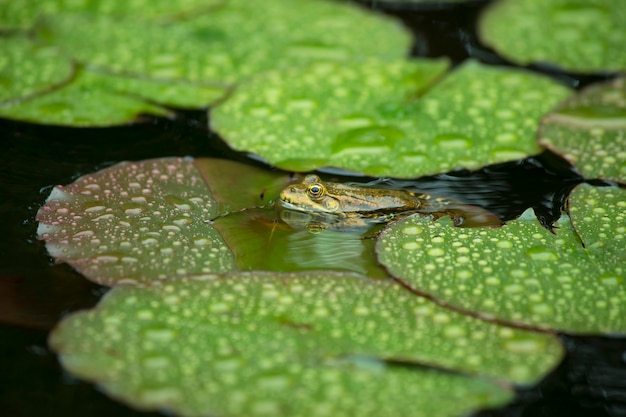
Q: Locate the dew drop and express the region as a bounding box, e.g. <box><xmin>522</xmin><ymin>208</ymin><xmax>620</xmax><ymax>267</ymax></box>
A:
<box><xmin>402</xmin><ymin>241</ymin><xmax>419</xmax><ymax>250</ymax></box>
<box><xmin>504</xmin><ymin>338</ymin><xmax>543</xmax><ymax>353</ymax></box>
<box><xmin>496</xmin><ymin>240</ymin><xmax>513</xmax><ymax>249</ymax></box>
<box><xmin>402</xmin><ymin>226</ymin><xmax>423</xmax><ymax>235</ymax></box>
<box><xmin>427</xmin><ymin>247</ymin><xmax>444</xmax><ymax>257</ymax></box>
<box><xmin>597</xmin><ymin>273</ymin><xmax>624</xmax><ymax>286</ymax></box>
<box><xmin>526</xmin><ymin>246</ymin><xmax>558</xmax><ymax>261</ymax></box>
<box><xmin>142</xmin><ymin>327</ymin><xmax>176</xmax><ymax>342</ymax></box>
<box><xmin>433</xmin><ymin>133</ymin><xmax>471</xmax><ymax>149</ymax></box>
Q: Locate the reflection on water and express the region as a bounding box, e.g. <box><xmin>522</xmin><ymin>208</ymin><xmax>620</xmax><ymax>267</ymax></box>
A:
<box><xmin>282</xmin><ymin>228</ymin><xmax>386</xmax><ymax>277</ymax></box>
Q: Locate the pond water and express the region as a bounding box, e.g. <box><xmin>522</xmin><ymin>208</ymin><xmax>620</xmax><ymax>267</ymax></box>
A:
<box><xmin>1</xmin><ymin>1</ymin><xmax>625</xmax><ymax>417</ymax></box>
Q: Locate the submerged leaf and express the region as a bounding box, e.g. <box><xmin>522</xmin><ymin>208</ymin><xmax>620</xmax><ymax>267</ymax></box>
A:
<box><xmin>377</xmin><ymin>185</ymin><xmax>626</xmax><ymax>334</ymax></box>
<box><xmin>36</xmin><ymin>157</ymin><xmax>235</xmax><ymax>286</ymax></box>
<box><xmin>539</xmin><ymin>77</ymin><xmax>626</xmax><ymax>183</ymax></box>
<box><xmin>212</xmin><ymin>59</ymin><xmax>571</xmax><ymax>177</ymax></box>
<box><xmin>478</xmin><ymin>0</ymin><xmax>626</xmax><ymax>73</ymax></box>
<box><xmin>50</xmin><ymin>272</ymin><xmax>565</xmax><ymax>416</ymax></box>
<box><xmin>0</xmin><ymin>37</ymin><xmax>74</xmax><ymax>105</ymax></box>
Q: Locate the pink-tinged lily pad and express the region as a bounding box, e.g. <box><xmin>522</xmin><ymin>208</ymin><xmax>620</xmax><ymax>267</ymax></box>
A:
<box><xmin>36</xmin><ymin>157</ymin><xmax>235</xmax><ymax>286</ymax></box>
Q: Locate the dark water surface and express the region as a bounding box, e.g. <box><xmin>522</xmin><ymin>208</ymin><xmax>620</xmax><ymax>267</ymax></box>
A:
<box><xmin>1</xmin><ymin>1</ymin><xmax>625</xmax><ymax>416</ymax></box>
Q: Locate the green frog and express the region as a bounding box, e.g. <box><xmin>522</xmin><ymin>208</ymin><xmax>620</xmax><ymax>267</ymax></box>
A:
<box><xmin>278</xmin><ymin>174</ymin><xmax>500</xmax><ymax>233</ymax></box>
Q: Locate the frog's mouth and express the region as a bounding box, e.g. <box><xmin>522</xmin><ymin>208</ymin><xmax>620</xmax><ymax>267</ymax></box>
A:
<box><xmin>277</xmin><ymin>199</ymin><xmax>327</xmax><ymax>214</ymax></box>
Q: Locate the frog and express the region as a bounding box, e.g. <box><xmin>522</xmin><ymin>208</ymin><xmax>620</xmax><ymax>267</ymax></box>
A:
<box><xmin>278</xmin><ymin>174</ymin><xmax>495</xmax><ymax>233</ymax></box>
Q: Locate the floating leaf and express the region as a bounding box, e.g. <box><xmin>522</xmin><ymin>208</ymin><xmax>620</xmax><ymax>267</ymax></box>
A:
<box><xmin>0</xmin><ymin>71</ymin><xmax>172</xmax><ymax>127</ymax></box>
<box><xmin>50</xmin><ymin>272</ymin><xmax>566</xmax><ymax>416</ymax></box>
<box><xmin>193</xmin><ymin>158</ymin><xmax>293</xmax><ymax>213</ymax></box>
<box><xmin>478</xmin><ymin>0</ymin><xmax>626</xmax><ymax>73</ymax></box>
<box><xmin>36</xmin><ymin>157</ymin><xmax>235</xmax><ymax>286</ymax></box>
<box><xmin>212</xmin><ymin>59</ymin><xmax>571</xmax><ymax>177</ymax></box>
<box><xmin>377</xmin><ymin>185</ymin><xmax>626</xmax><ymax>333</ymax></box>
<box><xmin>0</xmin><ymin>0</ymin><xmax>223</xmax><ymax>30</ymax></box>
<box><xmin>34</xmin><ymin>0</ymin><xmax>410</xmax><ymax>84</ymax></box>
<box><xmin>185</xmin><ymin>0</ymin><xmax>412</xmax><ymax>74</ymax></box>
<box><xmin>0</xmin><ymin>37</ymin><xmax>74</xmax><ymax>104</ymax></box>
<box><xmin>539</xmin><ymin>77</ymin><xmax>626</xmax><ymax>183</ymax></box>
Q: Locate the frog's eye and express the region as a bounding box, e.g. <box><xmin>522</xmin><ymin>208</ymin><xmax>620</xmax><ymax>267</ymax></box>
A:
<box><xmin>307</xmin><ymin>183</ymin><xmax>325</xmax><ymax>200</ymax></box>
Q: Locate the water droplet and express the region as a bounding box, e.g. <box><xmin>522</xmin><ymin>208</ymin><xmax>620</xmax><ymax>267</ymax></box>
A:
<box><xmin>335</xmin><ymin>114</ymin><xmax>374</xmax><ymax>129</ymax></box>
<box><xmin>142</xmin><ymin>355</ymin><xmax>171</xmax><ymax>369</ymax></box>
<box><xmin>455</xmin><ymin>270</ymin><xmax>472</xmax><ymax>280</ymax></box>
<box><xmin>332</xmin><ymin>125</ymin><xmax>405</xmax><ymax>155</ymax></box>
<box><xmin>504</xmin><ymin>337</ymin><xmax>543</xmax><ymax>353</ymax></box>
<box><xmin>526</xmin><ymin>246</ymin><xmax>558</xmax><ymax>261</ymax></box>
<box><xmin>165</xmin><ymin>195</ymin><xmax>192</xmax><ymax>211</ymax></box>
<box><xmin>496</xmin><ymin>240</ymin><xmax>513</xmax><ymax>249</ymax></box>
<box><xmin>402</xmin><ymin>241</ymin><xmax>419</xmax><ymax>250</ymax></box>
<box><xmin>401</xmin><ymin>152</ymin><xmax>429</xmax><ymax>164</ymax></box>
<box><xmin>510</xmin><ymin>269</ymin><xmax>529</xmax><ymax>278</ymax></box>
<box><xmin>597</xmin><ymin>273</ymin><xmax>624</xmax><ymax>286</ymax></box>
<box><xmin>491</xmin><ymin>148</ymin><xmax>527</xmax><ymax>160</ymax></box>
<box><xmin>402</xmin><ymin>226</ymin><xmax>423</xmax><ymax>235</ymax></box>
<box><xmin>138</xmin><ymin>387</ymin><xmax>181</xmax><ymax>403</ymax></box>
<box><xmin>433</xmin><ymin>134</ymin><xmax>471</xmax><ymax>149</ymax></box>
<box><xmin>72</xmin><ymin>230</ymin><xmax>94</xmax><ymax>238</ymax></box>
<box><xmin>531</xmin><ymin>303</ymin><xmax>553</xmax><ymax>315</ymax></box>
<box><xmin>142</xmin><ymin>327</ymin><xmax>176</xmax><ymax>342</ymax></box>
<box><xmin>210</xmin><ymin>302</ymin><xmax>230</xmax><ymax>313</ymax></box>
<box><xmin>162</xmin><ymin>225</ymin><xmax>182</xmax><ymax>232</ymax></box>
<box><xmin>427</xmin><ymin>247</ymin><xmax>444</xmax><ymax>257</ymax></box>
<box><xmin>353</xmin><ymin>306</ymin><xmax>370</xmax><ymax>316</ymax></box>
<box><xmin>141</xmin><ymin>238</ymin><xmax>158</xmax><ymax>246</ymax></box>
<box><xmin>84</xmin><ymin>204</ymin><xmax>106</xmax><ymax>213</ymax></box>
<box><xmin>443</xmin><ymin>325</ymin><xmax>465</xmax><ymax>338</ymax></box>
<box><xmin>504</xmin><ymin>284</ymin><xmax>524</xmax><ymax>293</ymax></box>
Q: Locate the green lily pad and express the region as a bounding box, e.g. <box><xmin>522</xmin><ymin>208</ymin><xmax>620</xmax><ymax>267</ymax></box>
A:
<box><xmin>33</xmin><ymin>0</ymin><xmax>410</xmax><ymax>84</ymax></box>
<box><xmin>211</xmin><ymin>59</ymin><xmax>571</xmax><ymax>177</ymax></box>
<box><xmin>377</xmin><ymin>184</ymin><xmax>626</xmax><ymax>334</ymax></box>
<box><xmin>0</xmin><ymin>71</ymin><xmax>172</xmax><ymax>127</ymax></box>
<box><xmin>478</xmin><ymin>0</ymin><xmax>626</xmax><ymax>73</ymax></box>
<box><xmin>184</xmin><ymin>0</ymin><xmax>411</xmax><ymax>75</ymax></box>
<box><xmin>0</xmin><ymin>0</ymin><xmax>223</xmax><ymax>30</ymax></box>
<box><xmin>539</xmin><ymin>77</ymin><xmax>626</xmax><ymax>183</ymax></box>
<box><xmin>36</xmin><ymin>157</ymin><xmax>235</xmax><ymax>286</ymax></box>
<box><xmin>49</xmin><ymin>272</ymin><xmax>566</xmax><ymax>416</ymax></box>
<box><xmin>0</xmin><ymin>37</ymin><xmax>74</xmax><ymax>105</ymax></box>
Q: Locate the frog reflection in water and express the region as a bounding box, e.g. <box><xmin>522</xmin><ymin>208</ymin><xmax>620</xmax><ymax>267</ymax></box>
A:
<box><xmin>278</xmin><ymin>174</ymin><xmax>501</xmax><ymax>234</ymax></box>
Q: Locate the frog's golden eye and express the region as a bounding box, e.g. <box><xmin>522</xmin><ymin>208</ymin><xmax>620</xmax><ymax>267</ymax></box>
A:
<box><xmin>307</xmin><ymin>183</ymin><xmax>325</xmax><ymax>200</ymax></box>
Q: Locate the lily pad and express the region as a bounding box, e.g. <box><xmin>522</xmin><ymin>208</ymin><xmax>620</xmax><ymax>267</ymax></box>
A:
<box><xmin>539</xmin><ymin>77</ymin><xmax>626</xmax><ymax>183</ymax></box>
<box><xmin>0</xmin><ymin>70</ymin><xmax>168</xmax><ymax>126</ymax></box>
<box><xmin>49</xmin><ymin>272</ymin><xmax>566</xmax><ymax>416</ymax></box>
<box><xmin>211</xmin><ymin>59</ymin><xmax>571</xmax><ymax>177</ymax></box>
<box><xmin>0</xmin><ymin>0</ymin><xmax>223</xmax><ymax>30</ymax></box>
<box><xmin>377</xmin><ymin>184</ymin><xmax>626</xmax><ymax>334</ymax></box>
<box><xmin>193</xmin><ymin>158</ymin><xmax>293</xmax><ymax>214</ymax></box>
<box><xmin>478</xmin><ymin>0</ymin><xmax>626</xmax><ymax>73</ymax></box>
<box><xmin>34</xmin><ymin>0</ymin><xmax>410</xmax><ymax>84</ymax></box>
<box><xmin>0</xmin><ymin>68</ymin><xmax>229</xmax><ymax>126</ymax></box>
<box><xmin>0</xmin><ymin>37</ymin><xmax>74</xmax><ymax>105</ymax></box>
<box><xmin>36</xmin><ymin>157</ymin><xmax>235</xmax><ymax>286</ymax></box>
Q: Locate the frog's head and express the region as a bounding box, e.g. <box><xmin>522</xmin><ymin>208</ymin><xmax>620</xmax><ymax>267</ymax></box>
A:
<box><xmin>279</xmin><ymin>175</ymin><xmax>340</xmax><ymax>213</ymax></box>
